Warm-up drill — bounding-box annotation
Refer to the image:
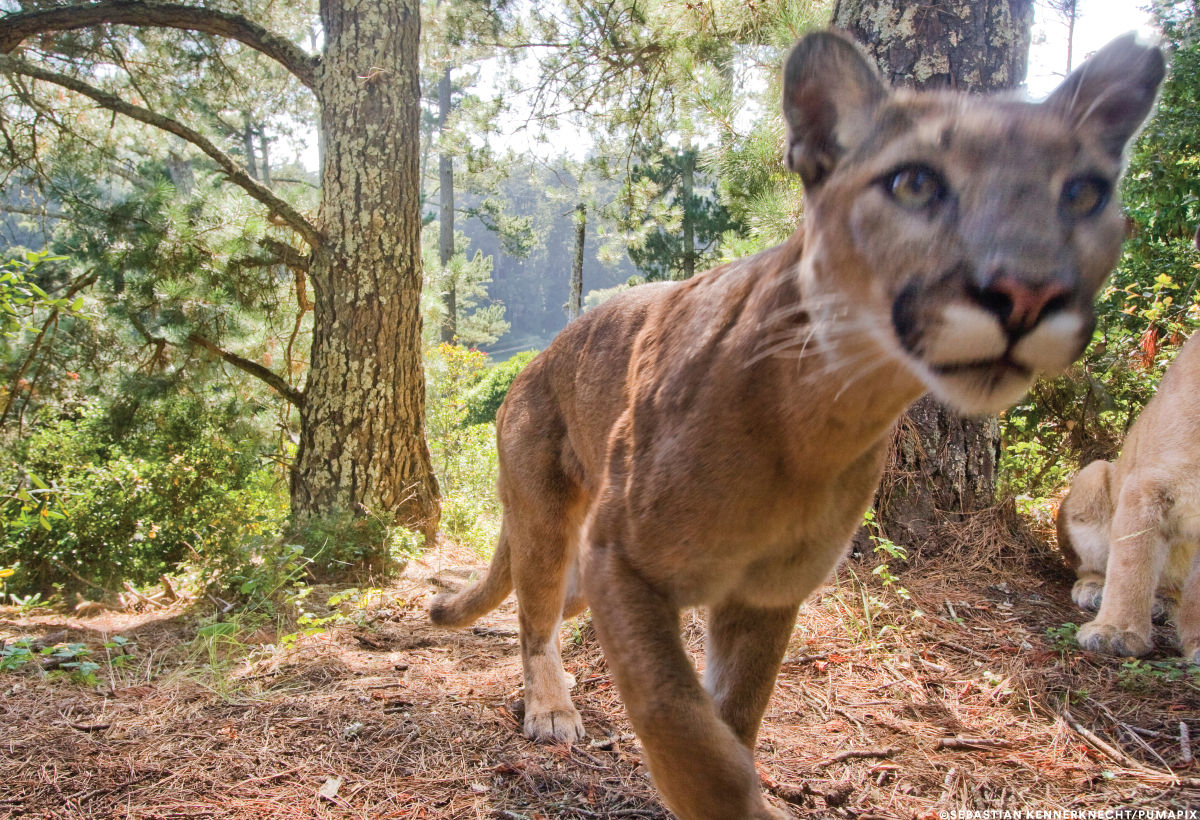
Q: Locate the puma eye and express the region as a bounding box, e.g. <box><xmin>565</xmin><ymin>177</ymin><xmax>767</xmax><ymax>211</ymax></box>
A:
<box><xmin>1060</xmin><ymin>176</ymin><xmax>1110</xmax><ymax>219</ymax></box>
<box><xmin>885</xmin><ymin>165</ymin><xmax>948</xmax><ymax>210</ymax></box>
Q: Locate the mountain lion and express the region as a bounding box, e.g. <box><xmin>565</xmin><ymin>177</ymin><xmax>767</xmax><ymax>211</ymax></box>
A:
<box><xmin>431</xmin><ymin>31</ymin><xmax>1163</xmax><ymax>820</ymax></box>
<box><xmin>1058</xmin><ymin>331</ymin><xmax>1200</xmax><ymax>664</ymax></box>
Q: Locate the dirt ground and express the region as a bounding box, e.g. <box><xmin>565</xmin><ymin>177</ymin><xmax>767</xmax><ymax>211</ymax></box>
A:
<box><xmin>2</xmin><ymin>532</ymin><xmax>1199</xmax><ymax>819</ymax></box>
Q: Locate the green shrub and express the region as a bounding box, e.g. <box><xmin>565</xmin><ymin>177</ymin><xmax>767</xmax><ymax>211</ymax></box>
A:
<box><xmin>426</xmin><ymin>343</ymin><xmax>506</xmax><ymax>556</ymax></box>
<box><xmin>285</xmin><ymin>509</ymin><xmax>423</xmax><ymax>581</ymax></box>
<box><xmin>462</xmin><ymin>350</ymin><xmax>537</xmax><ymax>426</ymax></box>
<box><xmin>0</xmin><ymin>398</ymin><xmax>287</xmax><ymax>597</ymax></box>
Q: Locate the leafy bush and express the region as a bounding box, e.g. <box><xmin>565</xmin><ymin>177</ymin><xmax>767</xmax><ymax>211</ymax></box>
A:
<box><xmin>426</xmin><ymin>343</ymin><xmax>504</xmax><ymax>555</ymax></box>
<box><xmin>285</xmin><ymin>510</ymin><xmax>423</xmax><ymax>581</ymax></box>
<box><xmin>0</xmin><ymin>398</ymin><xmax>287</xmax><ymax>597</ymax></box>
<box><xmin>463</xmin><ymin>350</ymin><xmax>537</xmax><ymax>426</ymax></box>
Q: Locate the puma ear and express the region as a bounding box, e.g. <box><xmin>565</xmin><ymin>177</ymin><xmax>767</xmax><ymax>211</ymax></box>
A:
<box><xmin>782</xmin><ymin>31</ymin><xmax>888</xmax><ymax>188</ymax></box>
<box><xmin>1043</xmin><ymin>32</ymin><xmax>1165</xmax><ymax>161</ymax></box>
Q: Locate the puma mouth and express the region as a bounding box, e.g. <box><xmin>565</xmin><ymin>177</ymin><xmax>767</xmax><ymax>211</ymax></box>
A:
<box><xmin>932</xmin><ymin>352</ymin><xmax>1032</xmax><ymax>379</ymax></box>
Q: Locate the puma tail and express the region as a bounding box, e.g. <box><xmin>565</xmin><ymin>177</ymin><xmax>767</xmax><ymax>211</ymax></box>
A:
<box><xmin>428</xmin><ymin>528</ymin><xmax>513</xmax><ymax>628</ymax></box>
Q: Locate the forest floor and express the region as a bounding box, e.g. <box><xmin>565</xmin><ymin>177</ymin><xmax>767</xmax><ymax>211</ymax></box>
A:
<box><xmin>3</xmin><ymin>519</ymin><xmax>1200</xmax><ymax>819</ymax></box>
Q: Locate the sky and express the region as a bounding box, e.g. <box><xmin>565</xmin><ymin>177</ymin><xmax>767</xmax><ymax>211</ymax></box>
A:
<box><xmin>284</xmin><ymin>0</ymin><xmax>1160</xmax><ymax>173</ymax></box>
<box><xmin>1027</xmin><ymin>0</ymin><xmax>1157</xmax><ymax>98</ymax></box>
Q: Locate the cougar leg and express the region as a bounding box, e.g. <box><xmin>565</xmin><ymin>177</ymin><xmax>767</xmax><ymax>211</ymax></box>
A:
<box><xmin>585</xmin><ymin>547</ymin><xmax>783</xmax><ymax>820</ymax></box>
<box><xmin>1078</xmin><ymin>482</ymin><xmax>1169</xmax><ymax>658</ymax></box>
<box><xmin>704</xmin><ymin>599</ymin><xmax>800</xmax><ymax>750</ymax></box>
<box><xmin>1177</xmin><ymin>547</ymin><xmax>1200</xmax><ymax>666</ymax></box>
<box><xmin>508</xmin><ymin>497</ymin><xmax>587</xmax><ymax>743</ymax></box>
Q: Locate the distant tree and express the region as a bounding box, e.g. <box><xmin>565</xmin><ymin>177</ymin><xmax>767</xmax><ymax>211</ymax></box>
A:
<box><xmin>1043</xmin><ymin>0</ymin><xmax>1081</xmax><ymax>74</ymax></box>
<box><xmin>624</xmin><ymin>147</ymin><xmax>739</xmax><ymax>281</ymax></box>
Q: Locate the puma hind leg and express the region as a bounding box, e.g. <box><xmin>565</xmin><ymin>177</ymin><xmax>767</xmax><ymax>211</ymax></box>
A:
<box><xmin>507</xmin><ymin>480</ymin><xmax>590</xmax><ymax>743</ymax></box>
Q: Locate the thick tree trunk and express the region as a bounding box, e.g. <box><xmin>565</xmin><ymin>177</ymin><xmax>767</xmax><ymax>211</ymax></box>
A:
<box><xmin>681</xmin><ymin>148</ymin><xmax>695</xmax><ymax>279</ymax></box>
<box><xmin>833</xmin><ymin>0</ymin><xmax>1033</xmax><ymax>93</ymax></box>
<box><xmin>568</xmin><ymin>202</ymin><xmax>585</xmax><ymax>321</ymax></box>
<box><xmin>834</xmin><ymin>0</ymin><xmax>1032</xmax><ymax>550</ymax></box>
<box><xmin>438</xmin><ymin>63</ymin><xmax>456</xmax><ymax>342</ymax></box>
<box><xmin>293</xmin><ymin>0</ymin><xmax>440</xmax><ymax>537</ymax></box>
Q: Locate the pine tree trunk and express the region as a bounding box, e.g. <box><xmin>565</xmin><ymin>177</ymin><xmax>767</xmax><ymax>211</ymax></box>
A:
<box><xmin>681</xmin><ymin>148</ymin><xmax>695</xmax><ymax>279</ymax></box>
<box><xmin>438</xmin><ymin>63</ymin><xmax>456</xmax><ymax>343</ymax></box>
<box><xmin>293</xmin><ymin>0</ymin><xmax>440</xmax><ymax>538</ymax></box>
<box><xmin>833</xmin><ymin>0</ymin><xmax>1032</xmax><ymax>550</ymax></box>
<box><xmin>568</xmin><ymin>202</ymin><xmax>585</xmax><ymax>321</ymax></box>
<box><xmin>258</xmin><ymin>128</ymin><xmax>272</xmax><ymax>187</ymax></box>
<box><xmin>242</xmin><ymin>115</ymin><xmax>257</xmax><ymax>180</ymax></box>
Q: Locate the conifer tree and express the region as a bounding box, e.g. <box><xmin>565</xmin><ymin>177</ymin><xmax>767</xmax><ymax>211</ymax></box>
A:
<box><xmin>0</xmin><ymin>0</ymin><xmax>442</xmax><ymax>538</ymax></box>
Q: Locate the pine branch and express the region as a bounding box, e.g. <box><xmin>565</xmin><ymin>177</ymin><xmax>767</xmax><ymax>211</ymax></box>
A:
<box><xmin>259</xmin><ymin>237</ymin><xmax>310</xmax><ymax>272</ymax></box>
<box><xmin>186</xmin><ymin>332</ymin><xmax>304</xmax><ymax>407</ymax></box>
<box><xmin>0</xmin><ymin>0</ymin><xmax>318</xmax><ymax>91</ymax></box>
<box><xmin>0</xmin><ymin>53</ymin><xmax>323</xmax><ymax>249</ymax></box>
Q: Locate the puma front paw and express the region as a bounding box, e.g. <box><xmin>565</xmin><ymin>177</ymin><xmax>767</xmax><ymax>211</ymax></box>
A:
<box><xmin>1071</xmin><ymin>579</ymin><xmax>1104</xmax><ymax>613</ymax></box>
<box><xmin>1150</xmin><ymin>593</ymin><xmax>1178</xmax><ymax>626</ymax></box>
<box><xmin>1077</xmin><ymin>621</ymin><xmax>1152</xmax><ymax>657</ymax></box>
<box><xmin>524</xmin><ymin>707</ymin><xmax>585</xmax><ymax>743</ymax></box>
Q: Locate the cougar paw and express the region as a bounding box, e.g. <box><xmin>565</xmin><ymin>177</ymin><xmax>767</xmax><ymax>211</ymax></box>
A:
<box><xmin>1151</xmin><ymin>594</ymin><xmax>1178</xmax><ymax>626</ymax></box>
<box><xmin>524</xmin><ymin>707</ymin><xmax>585</xmax><ymax>743</ymax></box>
<box><xmin>1077</xmin><ymin>622</ymin><xmax>1151</xmax><ymax>658</ymax></box>
<box><xmin>1071</xmin><ymin>580</ymin><xmax>1104</xmax><ymax>613</ymax></box>
<box><xmin>1182</xmin><ymin>640</ymin><xmax>1200</xmax><ymax>667</ymax></box>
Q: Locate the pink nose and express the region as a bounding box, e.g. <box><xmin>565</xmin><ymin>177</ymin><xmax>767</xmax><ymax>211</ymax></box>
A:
<box><xmin>979</xmin><ymin>276</ymin><xmax>1070</xmax><ymax>332</ymax></box>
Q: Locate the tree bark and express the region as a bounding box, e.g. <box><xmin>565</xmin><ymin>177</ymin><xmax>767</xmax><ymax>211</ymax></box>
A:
<box><xmin>833</xmin><ymin>0</ymin><xmax>1032</xmax><ymax>551</ymax></box>
<box><xmin>293</xmin><ymin>0</ymin><xmax>440</xmax><ymax>537</ymax></box>
<box><xmin>438</xmin><ymin>63</ymin><xmax>456</xmax><ymax>342</ymax></box>
<box><xmin>833</xmin><ymin>0</ymin><xmax>1033</xmax><ymax>93</ymax></box>
<box><xmin>568</xmin><ymin>202</ymin><xmax>585</xmax><ymax>321</ymax></box>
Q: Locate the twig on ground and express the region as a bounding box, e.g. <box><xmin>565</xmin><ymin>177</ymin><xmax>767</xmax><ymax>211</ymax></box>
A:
<box><xmin>815</xmin><ymin>747</ymin><xmax>898</xmax><ymax>769</ymax></box>
<box><xmin>1181</xmin><ymin>722</ymin><xmax>1192</xmax><ymax>765</ymax></box>
<box><xmin>785</xmin><ymin>652</ymin><xmax>830</xmax><ymax>665</ymax></box>
<box><xmin>66</xmin><ymin>722</ymin><xmax>111</xmax><ymax>732</ymax></box>
<box><xmin>936</xmin><ymin>737</ymin><xmax>1013</xmax><ymax>751</ymax></box>
<box><xmin>935</xmin><ymin>639</ymin><xmax>990</xmax><ymax>660</ymax></box>
<box><xmin>1061</xmin><ymin>709</ymin><xmax>1200</xmax><ymax>786</ymax></box>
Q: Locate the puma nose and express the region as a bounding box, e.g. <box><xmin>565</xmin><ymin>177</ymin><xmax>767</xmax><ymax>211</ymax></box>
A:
<box><xmin>974</xmin><ymin>275</ymin><xmax>1070</xmax><ymax>332</ymax></box>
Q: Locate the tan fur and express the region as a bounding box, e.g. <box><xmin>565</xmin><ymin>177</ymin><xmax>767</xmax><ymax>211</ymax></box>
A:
<box><xmin>431</xmin><ymin>31</ymin><xmax>1162</xmax><ymax>820</ymax></box>
<box><xmin>1059</xmin><ymin>332</ymin><xmax>1200</xmax><ymax>663</ymax></box>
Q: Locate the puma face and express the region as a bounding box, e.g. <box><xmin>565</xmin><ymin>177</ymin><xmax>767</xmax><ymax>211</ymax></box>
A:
<box><xmin>784</xmin><ymin>33</ymin><xmax>1164</xmax><ymax>415</ymax></box>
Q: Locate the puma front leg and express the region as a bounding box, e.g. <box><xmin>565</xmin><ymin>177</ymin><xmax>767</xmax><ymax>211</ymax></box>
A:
<box><xmin>584</xmin><ymin>546</ymin><xmax>787</xmax><ymax>820</ymax></box>
<box><xmin>704</xmin><ymin>599</ymin><xmax>800</xmax><ymax>750</ymax></box>
<box><xmin>1078</xmin><ymin>483</ymin><xmax>1169</xmax><ymax>658</ymax></box>
<box><xmin>1177</xmin><ymin>549</ymin><xmax>1200</xmax><ymax>666</ymax></box>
